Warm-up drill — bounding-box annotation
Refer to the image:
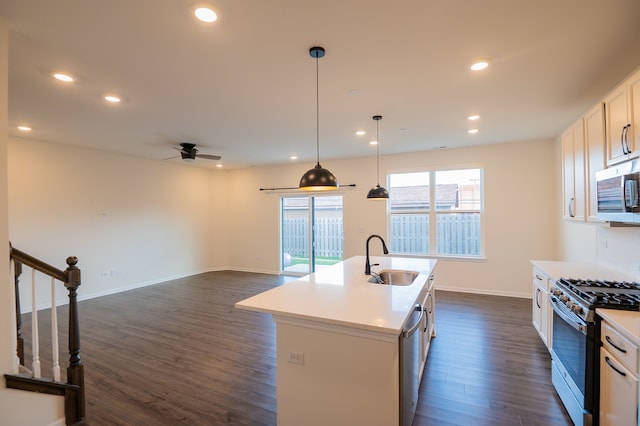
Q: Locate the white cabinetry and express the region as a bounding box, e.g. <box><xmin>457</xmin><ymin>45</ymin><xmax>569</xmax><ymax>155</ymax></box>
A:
<box><xmin>599</xmin><ymin>319</ymin><xmax>639</xmax><ymax>426</ymax></box>
<box><xmin>584</xmin><ymin>104</ymin><xmax>606</xmax><ymax>221</ymax></box>
<box><xmin>561</xmin><ymin>104</ymin><xmax>605</xmax><ymax>223</ymax></box>
<box><xmin>604</xmin><ymin>68</ymin><xmax>640</xmax><ymax>166</ymax></box>
<box><xmin>532</xmin><ymin>267</ymin><xmax>552</xmax><ymax>350</ymax></box>
<box><xmin>419</xmin><ymin>275</ymin><xmax>436</xmax><ymax>381</ymax></box>
<box><xmin>562</xmin><ymin>118</ymin><xmax>585</xmax><ymax>220</ymax></box>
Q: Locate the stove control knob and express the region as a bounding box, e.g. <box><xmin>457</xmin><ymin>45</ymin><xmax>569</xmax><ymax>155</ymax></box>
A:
<box><xmin>572</xmin><ymin>305</ymin><xmax>582</xmax><ymax>315</ymax></box>
<box><xmin>560</xmin><ymin>295</ymin><xmax>569</xmax><ymax>303</ymax></box>
<box><xmin>553</xmin><ymin>288</ymin><xmax>562</xmax><ymax>296</ymax></box>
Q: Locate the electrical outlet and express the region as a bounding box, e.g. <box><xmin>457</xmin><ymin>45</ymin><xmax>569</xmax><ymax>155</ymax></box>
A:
<box><xmin>287</xmin><ymin>351</ymin><xmax>304</xmax><ymax>365</ymax></box>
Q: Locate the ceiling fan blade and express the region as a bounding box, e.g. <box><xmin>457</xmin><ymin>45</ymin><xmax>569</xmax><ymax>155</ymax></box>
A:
<box><xmin>173</xmin><ymin>146</ymin><xmax>189</xmax><ymax>154</ymax></box>
<box><xmin>162</xmin><ymin>154</ymin><xmax>181</xmax><ymax>160</ymax></box>
<box><xmin>196</xmin><ymin>154</ymin><xmax>222</xmax><ymax>160</ymax></box>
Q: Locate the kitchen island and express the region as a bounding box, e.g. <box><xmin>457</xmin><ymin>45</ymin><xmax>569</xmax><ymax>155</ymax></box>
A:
<box><xmin>236</xmin><ymin>255</ymin><xmax>437</xmax><ymax>426</ymax></box>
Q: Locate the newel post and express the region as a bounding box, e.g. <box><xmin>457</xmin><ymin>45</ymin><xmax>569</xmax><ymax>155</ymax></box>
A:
<box><xmin>65</xmin><ymin>256</ymin><xmax>85</xmax><ymax>421</ymax></box>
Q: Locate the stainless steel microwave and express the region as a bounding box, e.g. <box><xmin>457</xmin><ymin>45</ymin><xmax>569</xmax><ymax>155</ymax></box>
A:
<box><xmin>596</xmin><ymin>160</ymin><xmax>640</xmax><ymax>223</ymax></box>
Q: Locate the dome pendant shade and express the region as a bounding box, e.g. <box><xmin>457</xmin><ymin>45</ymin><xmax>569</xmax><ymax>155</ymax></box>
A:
<box><xmin>298</xmin><ymin>46</ymin><xmax>339</xmax><ymax>191</ymax></box>
<box><xmin>300</xmin><ymin>163</ymin><xmax>339</xmax><ymax>191</ymax></box>
<box><xmin>368</xmin><ymin>115</ymin><xmax>389</xmax><ymax>199</ymax></box>
<box><xmin>367</xmin><ymin>184</ymin><xmax>389</xmax><ymax>199</ymax></box>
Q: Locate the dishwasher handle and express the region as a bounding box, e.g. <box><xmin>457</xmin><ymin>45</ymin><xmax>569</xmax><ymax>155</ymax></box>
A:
<box><xmin>403</xmin><ymin>304</ymin><xmax>425</xmax><ymax>338</ymax></box>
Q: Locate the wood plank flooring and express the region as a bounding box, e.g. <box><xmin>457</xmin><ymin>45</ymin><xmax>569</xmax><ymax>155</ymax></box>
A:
<box><xmin>21</xmin><ymin>271</ymin><xmax>571</xmax><ymax>425</ymax></box>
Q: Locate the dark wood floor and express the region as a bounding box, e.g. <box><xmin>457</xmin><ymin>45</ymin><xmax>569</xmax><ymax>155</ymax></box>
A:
<box><xmin>22</xmin><ymin>271</ymin><xmax>571</xmax><ymax>425</ymax></box>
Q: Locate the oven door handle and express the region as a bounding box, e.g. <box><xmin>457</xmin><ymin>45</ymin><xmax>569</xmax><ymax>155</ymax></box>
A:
<box><xmin>549</xmin><ymin>295</ymin><xmax>587</xmax><ymax>333</ymax></box>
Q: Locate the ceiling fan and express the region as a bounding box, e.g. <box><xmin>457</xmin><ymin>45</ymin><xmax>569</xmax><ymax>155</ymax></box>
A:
<box><xmin>169</xmin><ymin>143</ymin><xmax>222</xmax><ymax>161</ymax></box>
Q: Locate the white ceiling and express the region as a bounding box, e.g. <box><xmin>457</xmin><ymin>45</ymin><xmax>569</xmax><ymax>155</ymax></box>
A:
<box><xmin>2</xmin><ymin>0</ymin><xmax>640</xmax><ymax>169</ymax></box>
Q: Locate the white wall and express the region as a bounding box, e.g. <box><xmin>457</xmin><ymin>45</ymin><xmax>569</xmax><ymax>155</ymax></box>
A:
<box><xmin>8</xmin><ymin>138</ymin><xmax>230</xmax><ymax>308</ymax></box>
<box><xmin>0</xmin><ymin>18</ymin><xmax>67</xmax><ymax>426</ymax></box>
<box><xmin>226</xmin><ymin>139</ymin><xmax>557</xmax><ymax>297</ymax></box>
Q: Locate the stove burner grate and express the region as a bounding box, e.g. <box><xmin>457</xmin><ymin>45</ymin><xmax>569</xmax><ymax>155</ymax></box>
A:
<box><xmin>557</xmin><ymin>277</ymin><xmax>640</xmax><ymax>311</ymax></box>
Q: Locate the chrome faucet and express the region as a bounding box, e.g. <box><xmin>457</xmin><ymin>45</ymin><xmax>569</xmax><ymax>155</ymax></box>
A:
<box><xmin>365</xmin><ymin>234</ymin><xmax>389</xmax><ymax>275</ymax></box>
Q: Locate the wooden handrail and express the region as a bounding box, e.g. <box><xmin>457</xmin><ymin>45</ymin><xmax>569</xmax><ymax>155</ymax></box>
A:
<box><xmin>10</xmin><ymin>246</ymin><xmax>68</xmax><ymax>283</ymax></box>
<box><xmin>8</xmin><ymin>244</ymin><xmax>85</xmax><ymax>424</ymax></box>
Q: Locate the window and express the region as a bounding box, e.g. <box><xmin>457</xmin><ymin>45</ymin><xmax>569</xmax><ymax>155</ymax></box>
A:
<box><xmin>389</xmin><ymin>168</ymin><xmax>483</xmax><ymax>257</ymax></box>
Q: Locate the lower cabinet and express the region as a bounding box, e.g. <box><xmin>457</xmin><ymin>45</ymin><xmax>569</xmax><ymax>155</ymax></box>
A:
<box><xmin>599</xmin><ymin>319</ymin><xmax>639</xmax><ymax>426</ymax></box>
<box><xmin>532</xmin><ymin>267</ymin><xmax>552</xmax><ymax>350</ymax></box>
<box><xmin>419</xmin><ymin>275</ymin><xmax>436</xmax><ymax>381</ymax></box>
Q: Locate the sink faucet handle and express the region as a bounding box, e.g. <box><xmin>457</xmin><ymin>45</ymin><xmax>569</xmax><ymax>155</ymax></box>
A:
<box><xmin>371</xmin><ymin>263</ymin><xmax>380</xmax><ymax>267</ymax></box>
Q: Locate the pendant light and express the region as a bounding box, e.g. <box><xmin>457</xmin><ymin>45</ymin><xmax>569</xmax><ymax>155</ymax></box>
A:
<box><xmin>367</xmin><ymin>115</ymin><xmax>389</xmax><ymax>199</ymax></box>
<box><xmin>299</xmin><ymin>46</ymin><xmax>339</xmax><ymax>191</ymax></box>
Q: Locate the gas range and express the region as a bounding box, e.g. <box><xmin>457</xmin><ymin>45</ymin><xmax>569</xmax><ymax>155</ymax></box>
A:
<box><xmin>551</xmin><ymin>277</ymin><xmax>640</xmax><ymax>323</ymax></box>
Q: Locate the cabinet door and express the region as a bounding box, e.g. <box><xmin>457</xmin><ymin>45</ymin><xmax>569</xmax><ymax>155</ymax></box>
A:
<box><xmin>604</xmin><ymin>83</ymin><xmax>630</xmax><ymax>166</ymax></box>
<box><xmin>532</xmin><ymin>280</ymin><xmax>542</xmax><ymax>333</ymax></box>
<box><xmin>562</xmin><ymin>119</ymin><xmax>585</xmax><ymax>221</ymax></box>
<box><xmin>584</xmin><ymin>104</ymin><xmax>605</xmax><ymax>222</ymax></box>
<box><xmin>599</xmin><ymin>348</ymin><xmax>638</xmax><ymax>426</ymax></box>
<box><xmin>628</xmin><ymin>69</ymin><xmax>640</xmax><ymax>160</ymax></box>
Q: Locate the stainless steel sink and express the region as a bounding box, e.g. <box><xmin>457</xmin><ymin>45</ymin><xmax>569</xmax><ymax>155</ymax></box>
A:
<box><xmin>367</xmin><ymin>269</ymin><xmax>419</xmax><ymax>286</ymax></box>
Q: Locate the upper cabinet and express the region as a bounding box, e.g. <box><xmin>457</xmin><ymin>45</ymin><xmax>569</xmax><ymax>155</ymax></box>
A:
<box><xmin>604</xmin><ymin>68</ymin><xmax>640</xmax><ymax>166</ymax></box>
<box><xmin>562</xmin><ymin>119</ymin><xmax>585</xmax><ymax>221</ymax></box>
<box><xmin>584</xmin><ymin>104</ymin><xmax>605</xmax><ymax>222</ymax></box>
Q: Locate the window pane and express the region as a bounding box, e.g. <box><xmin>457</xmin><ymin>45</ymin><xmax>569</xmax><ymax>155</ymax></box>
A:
<box><xmin>435</xmin><ymin>169</ymin><xmax>481</xmax><ymax>211</ymax></box>
<box><xmin>281</xmin><ymin>197</ymin><xmax>309</xmax><ymax>273</ymax></box>
<box><xmin>312</xmin><ymin>196</ymin><xmax>343</xmax><ymax>271</ymax></box>
<box><xmin>389</xmin><ymin>172</ymin><xmax>430</xmax><ymax>211</ymax></box>
<box><xmin>436</xmin><ymin>212</ymin><xmax>480</xmax><ymax>255</ymax></box>
<box><xmin>390</xmin><ymin>214</ymin><xmax>429</xmax><ymax>253</ymax></box>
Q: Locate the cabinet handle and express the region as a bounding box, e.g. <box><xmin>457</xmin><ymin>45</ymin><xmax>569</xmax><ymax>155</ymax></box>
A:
<box><xmin>568</xmin><ymin>197</ymin><xmax>575</xmax><ymax>217</ymax></box>
<box><xmin>536</xmin><ymin>287</ymin><xmax>541</xmax><ymax>309</ymax></box>
<box><xmin>624</xmin><ymin>124</ymin><xmax>632</xmax><ymax>154</ymax></box>
<box><xmin>605</xmin><ymin>356</ymin><xmax>627</xmax><ymax>377</ymax></box>
<box><xmin>605</xmin><ymin>335</ymin><xmax>627</xmax><ymax>353</ymax></box>
<box><xmin>535</xmin><ymin>274</ymin><xmax>543</xmax><ymax>281</ymax></box>
<box><xmin>621</xmin><ymin>125</ymin><xmax>629</xmax><ymax>155</ymax></box>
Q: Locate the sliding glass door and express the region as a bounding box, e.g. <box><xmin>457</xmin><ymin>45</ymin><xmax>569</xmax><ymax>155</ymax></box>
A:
<box><xmin>281</xmin><ymin>195</ymin><xmax>343</xmax><ymax>274</ymax></box>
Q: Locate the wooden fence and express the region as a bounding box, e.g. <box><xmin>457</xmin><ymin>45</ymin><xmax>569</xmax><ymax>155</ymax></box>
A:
<box><xmin>391</xmin><ymin>213</ymin><xmax>480</xmax><ymax>255</ymax></box>
<box><xmin>283</xmin><ymin>213</ymin><xmax>480</xmax><ymax>258</ymax></box>
<box><xmin>282</xmin><ymin>218</ymin><xmax>343</xmax><ymax>258</ymax></box>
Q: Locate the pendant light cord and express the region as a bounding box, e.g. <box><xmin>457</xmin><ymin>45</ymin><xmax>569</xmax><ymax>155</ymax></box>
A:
<box><xmin>376</xmin><ymin>119</ymin><xmax>380</xmax><ymax>185</ymax></box>
<box><xmin>315</xmin><ymin>54</ymin><xmax>320</xmax><ymax>166</ymax></box>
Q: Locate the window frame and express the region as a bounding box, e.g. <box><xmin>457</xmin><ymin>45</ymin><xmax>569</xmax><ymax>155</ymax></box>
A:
<box><xmin>387</xmin><ymin>166</ymin><xmax>485</xmax><ymax>260</ymax></box>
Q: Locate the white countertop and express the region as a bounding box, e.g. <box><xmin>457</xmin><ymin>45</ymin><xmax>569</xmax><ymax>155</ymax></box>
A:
<box><xmin>531</xmin><ymin>260</ymin><xmax>635</xmax><ymax>282</ymax></box>
<box><xmin>597</xmin><ymin>309</ymin><xmax>640</xmax><ymax>345</ymax></box>
<box><xmin>235</xmin><ymin>256</ymin><xmax>437</xmax><ymax>335</ymax></box>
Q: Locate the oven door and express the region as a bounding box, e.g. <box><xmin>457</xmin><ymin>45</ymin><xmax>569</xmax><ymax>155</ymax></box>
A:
<box><xmin>549</xmin><ymin>295</ymin><xmax>597</xmax><ymax>425</ymax></box>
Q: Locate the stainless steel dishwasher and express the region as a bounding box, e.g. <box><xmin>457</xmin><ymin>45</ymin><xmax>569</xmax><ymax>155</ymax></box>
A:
<box><xmin>400</xmin><ymin>303</ymin><xmax>424</xmax><ymax>426</ymax></box>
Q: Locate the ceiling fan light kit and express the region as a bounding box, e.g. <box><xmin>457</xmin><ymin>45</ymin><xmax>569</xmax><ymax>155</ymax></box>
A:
<box><xmin>299</xmin><ymin>46</ymin><xmax>339</xmax><ymax>191</ymax></box>
<box><xmin>367</xmin><ymin>115</ymin><xmax>389</xmax><ymax>200</ymax></box>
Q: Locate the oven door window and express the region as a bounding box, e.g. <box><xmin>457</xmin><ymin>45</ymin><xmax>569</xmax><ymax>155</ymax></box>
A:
<box><xmin>552</xmin><ymin>309</ymin><xmax>587</xmax><ymax>397</ymax></box>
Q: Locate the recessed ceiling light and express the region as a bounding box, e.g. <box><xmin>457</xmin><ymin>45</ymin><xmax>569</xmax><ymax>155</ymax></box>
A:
<box><xmin>216</xmin><ymin>164</ymin><xmax>223</xmax><ymax>168</ymax></box>
<box><xmin>53</xmin><ymin>73</ymin><xmax>75</xmax><ymax>82</ymax></box>
<box><xmin>470</xmin><ymin>60</ymin><xmax>489</xmax><ymax>71</ymax></box>
<box><xmin>290</xmin><ymin>155</ymin><xmax>298</xmax><ymax>160</ymax></box>
<box><xmin>369</xmin><ymin>140</ymin><xmax>378</xmax><ymax>145</ymax></box>
<box><xmin>468</xmin><ymin>129</ymin><xmax>479</xmax><ymax>134</ymax></box>
<box><xmin>17</xmin><ymin>126</ymin><xmax>32</xmax><ymax>131</ymax></box>
<box><xmin>356</xmin><ymin>130</ymin><xmax>366</xmax><ymax>136</ymax></box>
<box><xmin>195</xmin><ymin>7</ymin><xmax>218</xmax><ymax>23</ymax></box>
<box><xmin>468</xmin><ymin>115</ymin><xmax>480</xmax><ymax>121</ymax></box>
<box><xmin>104</xmin><ymin>95</ymin><xmax>121</xmax><ymax>103</ymax></box>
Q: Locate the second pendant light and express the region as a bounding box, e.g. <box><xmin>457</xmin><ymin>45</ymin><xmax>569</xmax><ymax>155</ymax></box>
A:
<box><xmin>367</xmin><ymin>115</ymin><xmax>389</xmax><ymax>200</ymax></box>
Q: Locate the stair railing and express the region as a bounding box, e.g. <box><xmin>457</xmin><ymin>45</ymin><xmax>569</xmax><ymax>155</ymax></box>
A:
<box><xmin>6</xmin><ymin>244</ymin><xmax>85</xmax><ymax>424</ymax></box>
